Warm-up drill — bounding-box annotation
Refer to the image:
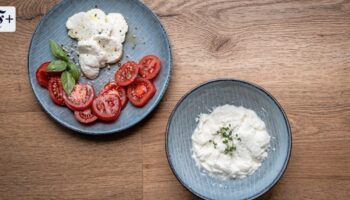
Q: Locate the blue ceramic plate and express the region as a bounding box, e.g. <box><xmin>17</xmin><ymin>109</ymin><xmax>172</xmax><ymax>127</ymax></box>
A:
<box><xmin>28</xmin><ymin>0</ymin><xmax>172</xmax><ymax>135</ymax></box>
<box><xmin>166</xmin><ymin>79</ymin><xmax>291</xmax><ymax>200</ymax></box>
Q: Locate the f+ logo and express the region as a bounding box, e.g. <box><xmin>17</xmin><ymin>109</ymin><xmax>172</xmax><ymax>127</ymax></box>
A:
<box><xmin>0</xmin><ymin>10</ymin><xmax>14</xmax><ymax>24</ymax></box>
<box><xmin>0</xmin><ymin>7</ymin><xmax>16</xmax><ymax>32</ymax></box>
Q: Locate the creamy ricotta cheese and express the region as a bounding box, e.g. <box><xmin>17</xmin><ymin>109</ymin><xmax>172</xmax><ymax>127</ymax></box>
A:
<box><xmin>191</xmin><ymin>105</ymin><xmax>271</xmax><ymax>179</ymax></box>
<box><xmin>66</xmin><ymin>9</ymin><xmax>128</xmax><ymax>79</ymax></box>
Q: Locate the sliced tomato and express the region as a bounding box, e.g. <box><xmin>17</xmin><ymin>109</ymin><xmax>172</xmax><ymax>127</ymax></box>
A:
<box><xmin>139</xmin><ymin>55</ymin><xmax>161</xmax><ymax>80</ymax></box>
<box><xmin>74</xmin><ymin>108</ymin><xmax>98</xmax><ymax>124</ymax></box>
<box><xmin>115</xmin><ymin>61</ymin><xmax>139</xmax><ymax>86</ymax></box>
<box><xmin>63</xmin><ymin>84</ymin><xmax>95</xmax><ymax>111</ymax></box>
<box><xmin>36</xmin><ymin>62</ymin><xmax>51</xmax><ymax>88</ymax></box>
<box><xmin>92</xmin><ymin>94</ymin><xmax>121</xmax><ymax>122</ymax></box>
<box><xmin>99</xmin><ymin>81</ymin><xmax>128</xmax><ymax>108</ymax></box>
<box><xmin>36</xmin><ymin>62</ymin><xmax>63</xmax><ymax>88</ymax></box>
<box><xmin>48</xmin><ymin>77</ymin><xmax>65</xmax><ymax>106</ymax></box>
<box><xmin>127</xmin><ymin>78</ymin><xmax>156</xmax><ymax>107</ymax></box>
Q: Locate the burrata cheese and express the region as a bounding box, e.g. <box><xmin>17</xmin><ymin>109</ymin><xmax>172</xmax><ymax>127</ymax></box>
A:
<box><xmin>191</xmin><ymin>105</ymin><xmax>271</xmax><ymax>179</ymax></box>
<box><xmin>66</xmin><ymin>9</ymin><xmax>128</xmax><ymax>79</ymax></box>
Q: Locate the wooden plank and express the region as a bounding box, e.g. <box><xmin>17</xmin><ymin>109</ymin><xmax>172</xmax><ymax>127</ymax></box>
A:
<box><xmin>142</xmin><ymin>0</ymin><xmax>350</xmax><ymax>199</ymax></box>
<box><xmin>0</xmin><ymin>0</ymin><xmax>349</xmax><ymax>199</ymax></box>
<box><xmin>0</xmin><ymin>112</ymin><xmax>143</xmax><ymax>200</ymax></box>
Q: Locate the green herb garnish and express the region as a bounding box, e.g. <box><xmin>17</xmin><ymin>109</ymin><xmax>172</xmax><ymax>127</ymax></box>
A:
<box><xmin>47</xmin><ymin>40</ymin><xmax>81</xmax><ymax>95</ymax></box>
<box><xmin>209</xmin><ymin>140</ymin><xmax>217</xmax><ymax>148</ymax></box>
<box><xmin>67</xmin><ymin>62</ymin><xmax>80</xmax><ymax>81</ymax></box>
<box><xmin>49</xmin><ymin>40</ymin><xmax>69</xmax><ymax>61</ymax></box>
<box><xmin>208</xmin><ymin>124</ymin><xmax>242</xmax><ymax>156</ymax></box>
<box><xmin>46</xmin><ymin>60</ymin><xmax>67</xmax><ymax>72</ymax></box>
<box><xmin>61</xmin><ymin>71</ymin><xmax>75</xmax><ymax>95</ymax></box>
<box><xmin>221</xmin><ymin>125</ymin><xmax>235</xmax><ymax>155</ymax></box>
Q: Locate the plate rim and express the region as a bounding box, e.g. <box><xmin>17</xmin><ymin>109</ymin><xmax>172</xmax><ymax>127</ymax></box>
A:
<box><xmin>165</xmin><ymin>78</ymin><xmax>292</xmax><ymax>200</ymax></box>
<box><xmin>27</xmin><ymin>0</ymin><xmax>173</xmax><ymax>135</ymax></box>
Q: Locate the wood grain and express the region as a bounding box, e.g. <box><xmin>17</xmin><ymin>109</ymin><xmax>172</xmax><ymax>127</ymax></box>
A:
<box><xmin>0</xmin><ymin>0</ymin><xmax>349</xmax><ymax>199</ymax></box>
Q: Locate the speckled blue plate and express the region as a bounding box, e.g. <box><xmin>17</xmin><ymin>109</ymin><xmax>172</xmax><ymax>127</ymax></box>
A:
<box><xmin>166</xmin><ymin>79</ymin><xmax>291</xmax><ymax>200</ymax></box>
<box><xmin>28</xmin><ymin>0</ymin><xmax>172</xmax><ymax>135</ymax></box>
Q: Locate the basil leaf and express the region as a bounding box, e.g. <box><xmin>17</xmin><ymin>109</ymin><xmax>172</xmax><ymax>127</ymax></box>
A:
<box><xmin>61</xmin><ymin>71</ymin><xmax>75</xmax><ymax>95</ymax></box>
<box><xmin>49</xmin><ymin>40</ymin><xmax>69</xmax><ymax>61</ymax></box>
<box><xmin>67</xmin><ymin>62</ymin><xmax>80</xmax><ymax>81</ymax></box>
<box><xmin>46</xmin><ymin>60</ymin><xmax>67</xmax><ymax>72</ymax></box>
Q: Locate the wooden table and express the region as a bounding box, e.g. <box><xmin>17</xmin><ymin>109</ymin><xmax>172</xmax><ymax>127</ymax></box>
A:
<box><xmin>1</xmin><ymin>0</ymin><xmax>350</xmax><ymax>199</ymax></box>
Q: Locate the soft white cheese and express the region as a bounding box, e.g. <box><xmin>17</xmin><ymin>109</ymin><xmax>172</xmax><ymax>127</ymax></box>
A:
<box><xmin>107</xmin><ymin>13</ymin><xmax>128</xmax><ymax>43</ymax></box>
<box><xmin>66</xmin><ymin>9</ymin><xmax>128</xmax><ymax>79</ymax></box>
<box><xmin>93</xmin><ymin>35</ymin><xmax>123</xmax><ymax>64</ymax></box>
<box><xmin>191</xmin><ymin>105</ymin><xmax>271</xmax><ymax>179</ymax></box>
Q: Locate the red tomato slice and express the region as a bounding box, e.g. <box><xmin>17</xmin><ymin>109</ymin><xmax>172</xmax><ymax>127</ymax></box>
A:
<box><xmin>92</xmin><ymin>94</ymin><xmax>121</xmax><ymax>122</ymax></box>
<box><xmin>127</xmin><ymin>78</ymin><xmax>156</xmax><ymax>107</ymax></box>
<box><xmin>63</xmin><ymin>84</ymin><xmax>95</xmax><ymax>111</ymax></box>
<box><xmin>74</xmin><ymin>108</ymin><xmax>98</xmax><ymax>124</ymax></box>
<box><xmin>36</xmin><ymin>62</ymin><xmax>51</xmax><ymax>88</ymax></box>
<box><xmin>99</xmin><ymin>81</ymin><xmax>128</xmax><ymax>109</ymax></box>
<box><xmin>48</xmin><ymin>77</ymin><xmax>65</xmax><ymax>106</ymax></box>
<box><xmin>36</xmin><ymin>62</ymin><xmax>63</xmax><ymax>88</ymax></box>
<box><xmin>115</xmin><ymin>61</ymin><xmax>139</xmax><ymax>86</ymax></box>
<box><xmin>139</xmin><ymin>55</ymin><xmax>161</xmax><ymax>80</ymax></box>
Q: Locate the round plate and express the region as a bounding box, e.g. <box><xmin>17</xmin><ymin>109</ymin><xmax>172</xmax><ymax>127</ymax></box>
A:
<box><xmin>166</xmin><ymin>79</ymin><xmax>291</xmax><ymax>200</ymax></box>
<box><xmin>28</xmin><ymin>0</ymin><xmax>172</xmax><ymax>135</ymax></box>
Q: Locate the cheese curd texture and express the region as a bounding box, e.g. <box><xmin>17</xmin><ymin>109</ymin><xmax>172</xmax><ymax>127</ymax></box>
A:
<box><xmin>66</xmin><ymin>9</ymin><xmax>128</xmax><ymax>79</ymax></box>
<box><xmin>191</xmin><ymin>105</ymin><xmax>271</xmax><ymax>179</ymax></box>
